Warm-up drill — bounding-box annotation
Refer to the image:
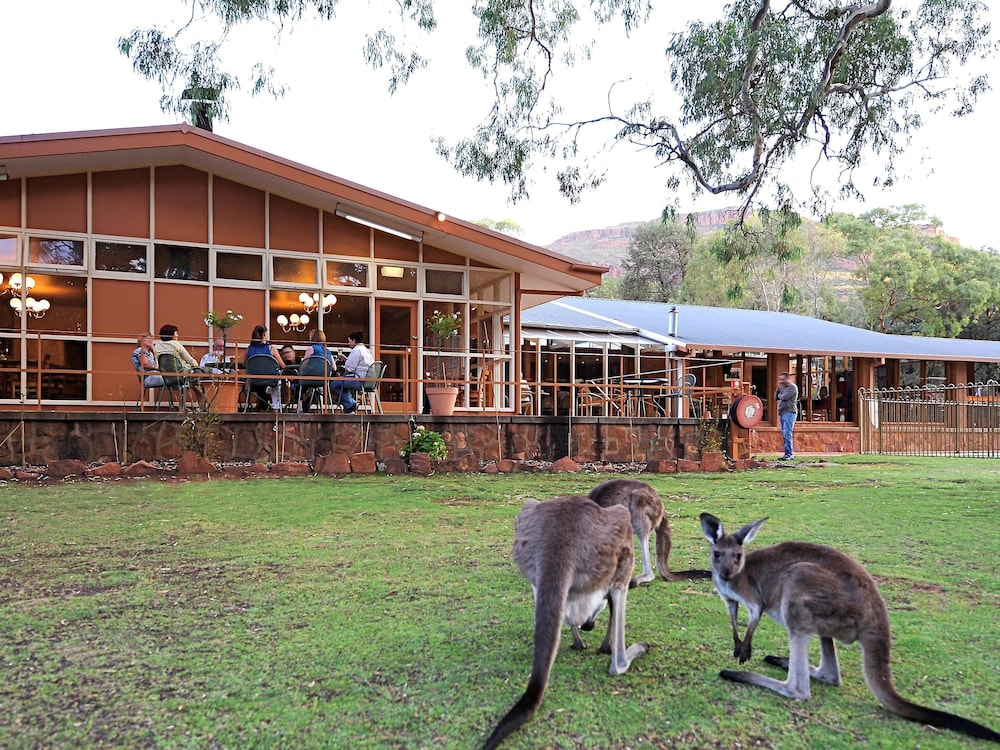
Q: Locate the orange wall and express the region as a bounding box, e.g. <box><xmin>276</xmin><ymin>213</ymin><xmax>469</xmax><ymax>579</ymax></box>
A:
<box><xmin>92</xmin><ymin>341</ymin><xmax>139</xmax><ymax>403</ymax></box>
<box><xmin>212</xmin><ymin>287</ymin><xmax>267</xmax><ymax>344</ymax></box>
<box><xmin>92</xmin><ymin>169</ymin><xmax>150</xmax><ymax>238</ymax></box>
<box><xmin>213</xmin><ymin>177</ymin><xmax>265</xmax><ymax>248</ymax></box>
<box><xmin>26</xmin><ymin>174</ymin><xmax>87</xmax><ymax>232</ymax></box>
<box><xmin>155</xmin><ymin>166</ymin><xmax>208</xmax><ymax>243</ymax></box>
<box><xmin>153</xmin><ymin>283</ymin><xmax>209</xmax><ymax>341</ymax></box>
<box><xmin>270</xmin><ymin>194</ymin><xmax>319</xmax><ymax>253</ymax></box>
<box><xmin>323</xmin><ymin>212</ymin><xmax>370</xmax><ymax>257</ymax></box>
<box><xmin>375</xmin><ymin>229</ymin><xmax>419</xmax><ymax>262</ymax></box>
<box><xmin>0</xmin><ymin>180</ymin><xmax>20</xmax><ymax>227</ymax></box>
<box><xmin>423</xmin><ymin>245</ymin><xmax>465</xmax><ymax>265</ymax></box>
<box><xmin>92</xmin><ymin>279</ymin><xmax>151</xmax><ymax>338</ymax></box>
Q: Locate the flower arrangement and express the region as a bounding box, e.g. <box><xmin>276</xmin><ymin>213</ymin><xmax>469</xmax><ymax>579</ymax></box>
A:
<box><xmin>204</xmin><ymin>309</ymin><xmax>244</xmax><ymax>330</ymax></box>
<box><xmin>399</xmin><ymin>426</ymin><xmax>449</xmax><ymax>462</ymax></box>
<box><xmin>426</xmin><ymin>309</ymin><xmax>462</xmax><ymax>338</ymax></box>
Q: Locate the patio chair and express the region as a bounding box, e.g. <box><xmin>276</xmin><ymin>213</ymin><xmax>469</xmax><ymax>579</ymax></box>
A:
<box><xmin>157</xmin><ymin>352</ymin><xmax>191</xmax><ymax>412</ymax></box>
<box><xmin>243</xmin><ymin>354</ymin><xmax>282</xmax><ymax>412</ymax></box>
<box><xmin>132</xmin><ymin>358</ymin><xmax>164</xmax><ymax>410</ymax></box>
<box><xmin>298</xmin><ymin>356</ymin><xmax>332</xmax><ymax>413</ymax></box>
<box><xmin>354</xmin><ymin>361</ymin><xmax>386</xmax><ymax>415</ymax></box>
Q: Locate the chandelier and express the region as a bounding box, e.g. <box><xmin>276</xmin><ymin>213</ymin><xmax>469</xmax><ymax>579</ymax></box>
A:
<box><xmin>3</xmin><ymin>272</ymin><xmax>35</xmax><ymax>295</ymax></box>
<box><xmin>276</xmin><ymin>312</ymin><xmax>310</xmax><ymax>333</ymax></box>
<box><xmin>299</xmin><ymin>292</ymin><xmax>336</xmax><ymax>315</ymax></box>
<box><xmin>10</xmin><ymin>296</ymin><xmax>50</xmax><ymax>318</ymax></box>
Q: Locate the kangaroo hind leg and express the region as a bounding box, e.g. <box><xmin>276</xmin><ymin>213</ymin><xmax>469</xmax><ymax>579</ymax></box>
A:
<box><xmin>763</xmin><ymin>637</ymin><xmax>841</xmax><ymax>686</ymax></box>
<box><xmin>722</xmin><ymin>632</ymin><xmax>812</xmax><ymax>700</ymax></box>
<box><xmin>630</xmin><ymin>531</ymin><xmax>655</xmax><ymax>587</ymax></box>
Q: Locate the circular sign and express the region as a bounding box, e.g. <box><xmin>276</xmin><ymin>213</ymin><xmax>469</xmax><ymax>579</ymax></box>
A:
<box><xmin>730</xmin><ymin>394</ymin><xmax>764</xmax><ymax>429</ymax></box>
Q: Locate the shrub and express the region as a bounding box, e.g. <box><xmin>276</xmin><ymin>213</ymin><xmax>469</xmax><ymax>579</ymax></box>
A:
<box><xmin>399</xmin><ymin>426</ymin><xmax>448</xmax><ymax>462</ymax></box>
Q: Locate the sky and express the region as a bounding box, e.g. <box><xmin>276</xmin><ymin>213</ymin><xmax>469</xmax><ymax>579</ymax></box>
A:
<box><xmin>4</xmin><ymin>1</ymin><xmax>999</xmax><ymax>250</ymax></box>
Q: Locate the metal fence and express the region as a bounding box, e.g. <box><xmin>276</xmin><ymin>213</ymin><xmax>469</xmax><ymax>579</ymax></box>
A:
<box><xmin>859</xmin><ymin>382</ymin><xmax>1000</xmax><ymax>457</ymax></box>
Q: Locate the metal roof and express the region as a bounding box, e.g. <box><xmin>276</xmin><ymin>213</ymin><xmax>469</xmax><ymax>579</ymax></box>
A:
<box><xmin>522</xmin><ymin>298</ymin><xmax>1000</xmax><ymax>363</ymax></box>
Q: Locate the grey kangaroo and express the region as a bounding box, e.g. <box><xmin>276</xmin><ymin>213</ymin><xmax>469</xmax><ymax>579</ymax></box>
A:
<box><xmin>483</xmin><ymin>496</ymin><xmax>649</xmax><ymax>750</ymax></box>
<box><xmin>700</xmin><ymin>513</ymin><xmax>1000</xmax><ymax>743</ymax></box>
<box><xmin>588</xmin><ymin>479</ymin><xmax>711</xmax><ymax>586</ymax></box>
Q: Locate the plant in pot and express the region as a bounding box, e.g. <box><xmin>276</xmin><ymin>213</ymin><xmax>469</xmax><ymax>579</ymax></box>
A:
<box><xmin>424</xmin><ymin>308</ymin><xmax>463</xmax><ymax>416</ymax></box>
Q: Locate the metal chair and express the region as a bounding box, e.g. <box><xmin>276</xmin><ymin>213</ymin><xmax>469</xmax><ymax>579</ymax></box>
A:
<box><xmin>157</xmin><ymin>352</ymin><xmax>191</xmax><ymax>412</ymax></box>
<box><xmin>298</xmin><ymin>356</ymin><xmax>332</xmax><ymax>413</ymax></box>
<box><xmin>355</xmin><ymin>361</ymin><xmax>386</xmax><ymax>415</ymax></box>
<box><xmin>132</xmin><ymin>355</ymin><xmax>164</xmax><ymax>410</ymax></box>
<box><xmin>243</xmin><ymin>354</ymin><xmax>282</xmax><ymax>412</ymax></box>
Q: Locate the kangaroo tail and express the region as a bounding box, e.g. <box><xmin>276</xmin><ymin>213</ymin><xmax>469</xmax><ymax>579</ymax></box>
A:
<box><xmin>861</xmin><ymin>633</ymin><xmax>1000</xmax><ymax>743</ymax></box>
<box><xmin>483</xmin><ymin>581</ymin><xmax>567</xmax><ymax>750</ymax></box>
<box><xmin>655</xmin><ymin>517</ymin><xmax>711</xmax><ymax>581</ymax></box>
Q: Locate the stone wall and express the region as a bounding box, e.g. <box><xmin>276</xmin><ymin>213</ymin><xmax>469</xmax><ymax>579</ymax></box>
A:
<box><xmin>0</xmin><ymin>413</ymin><xmax>704</xmax><ymax>466</ymax></box>
<box><xmin>751</xmin><ymin>425</ymin><xmax>861</xmax><ymax>454</ymax></box>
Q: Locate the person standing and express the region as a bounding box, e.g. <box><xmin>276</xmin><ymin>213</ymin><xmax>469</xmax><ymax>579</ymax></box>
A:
<box><xmin>775</xmin><ymin>371</ymin><xmax>799</xmax><ymax>461</ymax></box>
<box><xmin>331</xmin><ymin>330</ymin><xmax>373</xmax><ymax>414</ymax></box>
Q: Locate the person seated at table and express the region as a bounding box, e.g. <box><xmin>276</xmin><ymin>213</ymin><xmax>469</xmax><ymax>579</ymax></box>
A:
<box><xmin>302</xmin><ymin>329</ymin><xmax>336</xmax><ymax>366</ymax></box>
<box><xmin>199</xmin><ymin>338</ymin><xmax>227</xmax><ymax>373</ymax></box>
<box><xmin>331</xmin><ymin>330</ymin><xmax>373</xmax><ymax>414</ymax></box>
<box><xmin>245</xmin><ymin>325</ymin><xmax>284</xmax><ymax>410</ymax></box>
<box><xmin>153</xmin><ymin>324</ymin><xmax>206</xmax><ymax>406</ymax></box>
<box><xmin>131</xmin><ymin>332</ymin><xmax>164</xmax><ymax>388</ymax></box>
<box><xmin>279</xmin><ymin>345</ymin><xmax>299</xmax><ymax>368</ymax></box>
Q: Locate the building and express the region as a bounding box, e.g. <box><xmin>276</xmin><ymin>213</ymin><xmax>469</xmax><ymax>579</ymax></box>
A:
<box><xmin>0</xmin><ymin>125</ymin><xmax>604</xmax><ymax>411</ymax></box>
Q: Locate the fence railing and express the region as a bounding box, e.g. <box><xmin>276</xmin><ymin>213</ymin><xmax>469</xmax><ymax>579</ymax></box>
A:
<box><xmin>859</xmin><ymin>382</ymin><xmax>1000</xmax><ymax>457</ymax></box>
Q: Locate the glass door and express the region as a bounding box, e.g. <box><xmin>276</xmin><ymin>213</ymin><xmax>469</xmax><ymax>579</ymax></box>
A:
<box><xmin>375</xmin><ymin>300</ymin><xmax>417</xmax><ymax>412</ymax></box>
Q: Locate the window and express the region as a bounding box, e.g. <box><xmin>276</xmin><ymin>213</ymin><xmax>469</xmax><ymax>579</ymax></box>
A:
<box><xmin>376</xmin><ymin>264</ymin><xmax>417</xmax><ymax>293</ymax></box>
<box><xmin>94</xmin><ymin>241</ymin><xmax>148</xmax><ymax>274</ymax></box>
<box><xmin>24</xmin><ymin>274</ymin><xmax>88</xmax><ymax>334</ymax></box>
<box><xmin>29</xmin><ymin>237</ymin><xmax>85</xmax><ymax>267</ymax></box>
<box><xmin>326</xmin><ymin>260</ymin><xmax>369</xmax><ymax>288</ymax></box>
<box><xmin>155</xmin><ymin>244</ymin><xmax>208</xmax><ymax>281</ymax></box>
<box><xmin>322</xmin><ymin>295</ymin><xmax>371</xmax><ymax>346</ymax></box>
<box><xmin>217</xmin><ymin>251</ymin><xmax>263</xmax><ymax>282</ymax></box>
<box><xmin>272</xmin><ymin>256</ymin><xmax>318</xmax><ymax>285</ymax></box>
<box><xmin>426</xmin><ymin>269</ymin><xmax>464</xmax><ymax>296</ymax></box>
<box><xmin>0</xmin><ymin>234</ymin><xmax>18</xmax><ymax>265</ymax></box>
<box><xmin>470</xmin><ymin>269</ymin><xmax>512</xmax><ymax>304</ymax></box>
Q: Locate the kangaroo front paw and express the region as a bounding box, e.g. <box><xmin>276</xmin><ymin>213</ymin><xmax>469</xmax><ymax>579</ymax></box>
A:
<box><xmin>734</xmin><ymin>642</ymin><xmax>753</xmax><ymax>663</ymax></box>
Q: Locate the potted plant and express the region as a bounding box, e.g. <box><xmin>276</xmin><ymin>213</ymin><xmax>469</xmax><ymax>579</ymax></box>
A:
<box><xmin>424</xmin><ymin>308</ymin><xmax>463</xmax><ymax>416</ymax></box>
<box><xmin>203</xmin><ymin>309</ymin><xmax>245</xmax><ymax>364</ymax></box>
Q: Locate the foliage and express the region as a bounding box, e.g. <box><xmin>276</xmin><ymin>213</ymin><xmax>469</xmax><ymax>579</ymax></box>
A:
<box><xmin>399</xmin><ymin>425</ymin><xmax>449</xmax><ymax>461</ymax></box>
<box><xmin>425</xmin><ymin>308</ymin><xmax>462</xmax><ymax>338</ymax></box>
<box><xmin>117</xmin><ymin>1</ymin><xmax>994</xmax><ymax>217</ymax></box>
<box><xmin>203</xmin><ymin>309</ymin><xmax>244</xmax><ymax>331</ymax></box>
<box><xmin>694</xmin><ymin>412</ymin><xmax>722</xmax><ymax>456</ymax></box>
<box><xmin>472</xmin><ymin>217</ymin><xmax>524</xmax><ymax>236</ymax></box>
<box><xmin>0</xmin><ymin>458</ymin><xmax>997</xmax><ymax>749</ymax></box>
<box><xmin>618</xmin><ymin>220</ymin><xmax>694</xmax><ymax>303</ymax></box>
<box><xmin>177</xmin><ymin>408</ymin><xmax>222</xmax><ymax>458</ymax></box>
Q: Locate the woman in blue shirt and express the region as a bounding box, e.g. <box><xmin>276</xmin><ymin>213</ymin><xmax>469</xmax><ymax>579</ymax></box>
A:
<box><xmin>244</xmin><ymin>325</ymin><xmax>283</xmax><ymax>410</ymax></box>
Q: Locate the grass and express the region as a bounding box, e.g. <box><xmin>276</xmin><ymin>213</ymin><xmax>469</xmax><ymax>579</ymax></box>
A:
<box><xmin>0</xmin><ymin>456</ymin><xmax>998</xmax><ymax>749</ymax></box>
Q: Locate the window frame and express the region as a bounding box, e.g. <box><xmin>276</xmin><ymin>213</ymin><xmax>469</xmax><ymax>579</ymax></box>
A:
<box><xmin>91</xmin><ymin>236</ymin><xmax>152</xmax><ymax>279</ymax></box>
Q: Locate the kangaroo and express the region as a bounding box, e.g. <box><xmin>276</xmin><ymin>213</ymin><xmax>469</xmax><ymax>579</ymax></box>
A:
<box><xmin>483</xmin><ymin>496</ymin><xmax>649</xmax><ymax>750</ymax></box>
<box><xmin>588</xmin><ymin>479</ymin><xmax>711</xmax><ymax>586</ymax></box>
<box><xmin>699</xmin><ymin>513</ymin><xmax>1000</xmax><ymax>743</ymax></box>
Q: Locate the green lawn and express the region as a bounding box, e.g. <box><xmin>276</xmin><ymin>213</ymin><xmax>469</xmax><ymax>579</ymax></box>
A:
<box><xmin>1</xmin><ymin>456</ymin><xmax>998</xmax><ymax>749</ymax></box>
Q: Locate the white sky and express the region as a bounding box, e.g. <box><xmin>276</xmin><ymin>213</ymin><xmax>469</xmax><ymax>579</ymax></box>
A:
<box><xmin>4</xmin><ymin>1</ymin><xmax>998</xmax><ymax>249</ymax></box>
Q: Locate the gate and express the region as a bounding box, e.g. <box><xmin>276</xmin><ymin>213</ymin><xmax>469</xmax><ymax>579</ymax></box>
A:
<box><xmin>859</xmin><ymin>382</ymin><xmax>1000</xmax><ymax>457</ymax></box>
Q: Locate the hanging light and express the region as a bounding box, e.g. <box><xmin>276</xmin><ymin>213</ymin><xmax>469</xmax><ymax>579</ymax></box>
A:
<box><xmin>5</xmin><ymin>273</ymin><xmax>35</xmax><ymax>296</ymax></box>
<box><xmin>276</xmin><ymin>312</ymin><xmax>310</xmax><ymax>333</ymax></box>
<box><xmin>298</xmin><ymin>292</ymin><xmax>337</xmax><ymax>315</ymax></box>
<box><xmin>10</xmin><ymin>296</ymin><xmax>49</xmax><ymax>318</ymax></box>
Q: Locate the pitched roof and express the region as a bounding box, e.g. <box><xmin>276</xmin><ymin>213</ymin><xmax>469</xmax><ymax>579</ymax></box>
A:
<box><xmin>523</xmin><ymin>298</ymin><xmax>1000</xmax><ymax>363</ymax></box>
<box><xmin>0</xmin><ymin>125</ymin><xmax>606</xmax><ymax>303</ymax></box>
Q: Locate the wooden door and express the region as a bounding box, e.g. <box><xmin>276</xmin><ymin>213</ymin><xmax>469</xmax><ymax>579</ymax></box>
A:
<box><xmin>374</xmin><ymin>300</ymin><xmax>417</xmax><ymax>413</ymax></box>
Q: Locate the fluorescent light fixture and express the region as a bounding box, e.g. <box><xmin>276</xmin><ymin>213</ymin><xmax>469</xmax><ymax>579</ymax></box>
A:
<box><xmin>380</xmin><ymin>265</ymin><xmax>405</xmax><ymax>279</ymax></box>
<box><xmin>335</xmin><ymin>209</ymin><xmax>422</xmax><ymax>242</ymax></box>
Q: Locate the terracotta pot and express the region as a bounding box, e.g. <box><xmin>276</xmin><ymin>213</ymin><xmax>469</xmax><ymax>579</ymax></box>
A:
<box><xmin>426</xmin><ymin>386</ymin><xmax>460</xmax><ymax>416</ymax></box>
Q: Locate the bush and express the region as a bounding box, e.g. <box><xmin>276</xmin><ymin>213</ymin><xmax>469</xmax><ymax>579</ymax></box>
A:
<box><xmin>399</xmin><ymin>426</ymin><xmax>448</xmax><ymax>462</ymax></box>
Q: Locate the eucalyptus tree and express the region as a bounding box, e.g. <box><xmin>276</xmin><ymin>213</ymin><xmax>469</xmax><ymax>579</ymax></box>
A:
<box><xmin>119</xmin><ymin>1</ymin><xmax>993</xmax><ymax>218</ymax></box>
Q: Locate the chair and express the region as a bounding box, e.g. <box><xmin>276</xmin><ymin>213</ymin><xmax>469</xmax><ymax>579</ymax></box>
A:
<box><xmin>577</xmin><ymin>384</ymin><xmax>604</xmax><ymax>416</ymax></box>
<box><xmin>157</xmin><ymin>352</ymin><xmax>191</xmax><ymax>412</ymax></box>
<box><xmin>132</xmin><ymin>356</ymin><xmax>163</xmax><ymax>410</ymax></box>
<box><xmin>469</xmin><ymin>365</ymin><xmax>494</xmax><ymax>409</ymax></box>
<box><xmin>298</xmin><ymin>356</ymin><xmax>332</xmax><ymax>413</ymax></box>
<box><xmin>519</xmin><ymin>381</ymin><xmax>535</xmax><ymax>415</ymax></box>
<box><xmin>243</xmin><ymin>355</ymin><xmax>282</xmax><ymax>412</ymax></box>
<box><xmin>355</xmin><ymin>361</ymin><xmax>386</xmax><ymax>415</ymax></box>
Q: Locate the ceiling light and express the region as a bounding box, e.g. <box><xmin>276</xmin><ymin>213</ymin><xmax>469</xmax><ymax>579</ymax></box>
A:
<box><xmin>335</xmin><ymin>209</ymin><xmax>422</xmax><ymax>243</ymax></box>
<box><xmin>436</xmin><ymin>212</ymin><xmax>447</xmax><ymax>222</ymax></box>
<box><xmin>380</xmin><ymin>266</ymin><xmax>405</xmax><ymax>279</ymax></box>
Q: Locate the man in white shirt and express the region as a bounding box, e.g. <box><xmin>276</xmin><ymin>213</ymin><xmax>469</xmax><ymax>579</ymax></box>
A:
<box><xmin>332</xmin><ymin>330</ymin><xmax>374</xmax><ymax>414</ymax></box>
<box><xmin>199</xmin><ymin>338</ymin><xmax>227</xmax><ymax>373</ymax></box>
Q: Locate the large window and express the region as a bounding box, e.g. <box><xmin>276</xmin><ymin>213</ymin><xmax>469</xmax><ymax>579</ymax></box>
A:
<box><xmin>24</xmin><ymin>274</ymin><xmax>88</xmax><ymax>334</ymax></box>
<box><xmin>326</xmin><ymin>260</ymin><xmax>369</xmax><ymax>288</ymax></box>
<box><xmin>155</xmin><ymin>244</ymin><xmax>208</xmax><ymax>281</ymax></box>
<box><xmin>217</xmin><ymin>251</ymin><xmax>263</xmax><ymax>282</ymax></box>
<box><xmin>426</xmin><ymin>269</ymin><xmax>464</xmax><ymax>296</ymax></box>
<box><xmin>95</xmin><ymin>241</ymin><xmax>148</xmax><ymax>274</ymax></box>
<box><xmin>0</xmin><ymin>234</ymin><xmax>19</xmax><ymax>265</ymax></box>
<box><xmin>272</xmin><ymin>256</ymin><xmax>318</xmax><ymax>285</ymax></box>
<box><xmin>29</xmin><ymin>237</ymin><xmax>85</xmax><ymax>267</ymax></box>
<box><xmin>323</xmin><ymin>295</ymin><xmax>370</xmax><ymax>347</ymax></box>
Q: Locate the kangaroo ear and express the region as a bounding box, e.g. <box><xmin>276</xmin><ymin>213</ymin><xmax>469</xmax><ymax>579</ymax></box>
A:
<box><xmin>700</xmin><ymin>513</ymin><xmax>724</xmax><ymax>543</ymax></box>
<box><xmin>735</xmin><ymin>517</ymin><xmax>768</xmax><ymax>546</ymax></box>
